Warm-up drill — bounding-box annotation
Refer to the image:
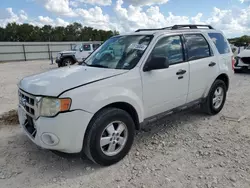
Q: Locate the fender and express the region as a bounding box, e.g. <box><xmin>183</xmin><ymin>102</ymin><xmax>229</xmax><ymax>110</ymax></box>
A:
<box><xmin>60</xmin><ymin>72</ymin><xmax>144</xmax><ymax>123</ymax></box>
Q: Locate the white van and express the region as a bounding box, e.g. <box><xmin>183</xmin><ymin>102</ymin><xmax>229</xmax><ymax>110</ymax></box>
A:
<box><xmin>56</xmin><ymin>42</ymin><xmax>102</xmax><ymax>67</ymax></box>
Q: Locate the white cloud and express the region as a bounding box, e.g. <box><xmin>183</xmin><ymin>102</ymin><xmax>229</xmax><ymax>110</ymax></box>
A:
<box><xmin>76</xmin><ymin>6</ymin><xmax>114</xmax><ymax>30</ymax></box>
<box><xmin>36</xmin><ymin>16</ymin><xmax>69</xmax><ymax>27</ymax></box>
<box><xmin>19</xmin><ymin>10</ymin><xmax>28</xmax><ymax>20</ymax></box>
<box><xmin>77</xmin><ymin>0</ymin><xmax>112</xmax><ymax>6</ymax></box>
<box><xmin>126</xmin><ymin>0</ymin><xmax>169</xmax><ymax>6</ymax></box>
<box><xmin>56</xmin><ymin>18</ymin><xmax>69</xmax><ymax>26</ymax></box>
<box><xmin>239</xmin><ymin>0</ymin><xmax>250</xmax><ymax>3</ymax></box>
<box><xmin>205</xmin><ymin>7</ymin><xmax>250</xmax><ymax>37</ymax></box>
<box><xmin>114</xmin><ymin>0</ymin><xmax>197</xmax><ymax>32</ymax></box>
<box><xmin>38</xmin><ymin>16</ymin><xmax>54</xmax><ymax>25</ymax></box>
<box><xmin>43</xmin><ymin>0</ymin><xmax>77</xmax><ymax>17</ymax></box>
<box><xmin>69</xmin><ymin>1</ymin><xmax>78</xmax><ymax>7</ymax></box>
<box><xmin>0</xmin><ymin>8</ymin><xmax>29</xmax><ymax>27</ymax></box>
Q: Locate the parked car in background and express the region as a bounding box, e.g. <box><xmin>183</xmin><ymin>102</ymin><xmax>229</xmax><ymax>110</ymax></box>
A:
<box><xmin>234</xmin><ymin>46</ymin><xmax>250</xmax><ymax>73</ymax></box>
<box><xmin>17</xmin><ymin>24</ymin><xmax>233</xmax><ymax>166</ymax></box>
<box><xmin>56</xmin><ymin>42</ymin><xmax>102</xmax><ymax>67</ymax></box>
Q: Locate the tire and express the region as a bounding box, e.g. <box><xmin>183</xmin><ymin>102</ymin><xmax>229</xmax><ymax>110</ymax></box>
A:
<box><xmin>201</xmin><ymin>79</ymin><xmax>227</xmax><ymax>115</ymax></box>
<box><xmin>62</xmin><ymin>58</ymin><xmax>74</xmax><ymax>66</ymax></box>
<box><xmin>234</xmin><ymin>69</ymin><xmax>242</xmax><ymax>73</ymax></box>
<box><xmin>82</xmin><ymin>108</ymin><xmax>135</xmax><ymax>166</ymax></box>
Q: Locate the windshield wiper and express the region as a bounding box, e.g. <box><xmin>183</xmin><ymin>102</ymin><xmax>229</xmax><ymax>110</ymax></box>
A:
<box><xmin>88</xmin><ymin>64</ymin><xmax>109</xmax><ymax>68</ymax></box>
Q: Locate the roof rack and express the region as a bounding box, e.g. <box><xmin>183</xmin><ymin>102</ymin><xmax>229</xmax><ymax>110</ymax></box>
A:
<box><xmin>135</xmin><ymin>24</ymin><xmax>214</xmax><ymax>32</ymax></box>
<box><xmin>171</xmin><ymin>24</ymin><xmax>214</xmax><ymax>30</ymax></box>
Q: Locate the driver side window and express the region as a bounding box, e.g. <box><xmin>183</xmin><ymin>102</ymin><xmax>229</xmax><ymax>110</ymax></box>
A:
<box><xmin>151</xmin><ymin>35</ymin><xmax>184</xmax><ymax>65</ymax></box>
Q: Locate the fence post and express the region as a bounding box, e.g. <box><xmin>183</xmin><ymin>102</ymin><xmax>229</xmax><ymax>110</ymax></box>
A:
<box><xmin>47</xmin><ymin>44</ymin><xmax>51</xmax><ymax>60</ymax></box>
<box><xmin>22</xmin><ymin>44</ymin><xmax>26</xmax><ymax>61</ymax></box>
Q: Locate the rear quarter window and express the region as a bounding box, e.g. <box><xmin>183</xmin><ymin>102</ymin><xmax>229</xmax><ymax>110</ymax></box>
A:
<box><xmin>208</xmin><ymin>33</ymin><xmax>230</xmax><ymax>54</ymax></box>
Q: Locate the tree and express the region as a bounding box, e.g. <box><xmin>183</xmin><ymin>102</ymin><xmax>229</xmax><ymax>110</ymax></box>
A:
<box><xmin>0</xmin><ymin>22</ymin><xmax>119</xmax><ymax>42</ymax></box>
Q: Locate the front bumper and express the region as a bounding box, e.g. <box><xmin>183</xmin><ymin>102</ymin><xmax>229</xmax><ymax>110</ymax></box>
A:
<box><xmin>55</xmin><ymin>58</ymin><xmax>62</xmax><ymax>64</ymax></box>
<box><xmin>18</xmin><ymin>105</ymin><xmax>93</xmax><ymax>153</ymax></box>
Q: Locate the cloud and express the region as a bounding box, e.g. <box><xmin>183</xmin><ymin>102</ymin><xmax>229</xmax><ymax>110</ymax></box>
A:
<box><xmin>36</xmin><ymin>16</ymin><xmax>69</xmax><ymax>26</ymax></box>
<box><xmin>0</xmin><ymin>8</ymin><xmax>28</xmax><ymax>27</ymax></box>
<box><xmin>239</xmin><ymin>0</ymin><xmax>250</xmax><ymax>3</ymax></box>
<box><xmin>42</xmin><ymin>0</ymin><xmax>77</xmax><ymax>17</ymax></box>
<box><xmin>77</xmin><ymin>0</ymin><xmax>112</xmax><ymax>6</ymax></box>
<box><xmin>38</xmin><ymin>16</ymin><xmax>54</xmax><ymax>25</ymax></box>
<box><xmin>76</xmin><ymin>6</ymin><xmax>114</xmax><ymax>30</ymax></box>
<box><xmin>126</xmin><ymin>0</ymin><xmax>169</xmax><ymax>6</ymax></box>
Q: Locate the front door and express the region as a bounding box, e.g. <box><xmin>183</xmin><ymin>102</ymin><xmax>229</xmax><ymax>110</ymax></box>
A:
<box><xmin>141</xmin><ymin>35</ymin><xmax>189</xmax><ymax>118</ymax></box>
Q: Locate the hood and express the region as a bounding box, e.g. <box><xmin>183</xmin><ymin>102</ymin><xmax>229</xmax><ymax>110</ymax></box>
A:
<box><xmin>60</xmin><ymin>50</ymin><xmax>76</xmax><ymax>55</ymax></box>
<box><xmin>19</xmin><ymin>66</ymin><xmax>128</xmax><ymax>96</ymax></box>
<box><xmin>238</xmin><ymin>49</ymin><xmax>250</xmax><ymax>58</ymax></box>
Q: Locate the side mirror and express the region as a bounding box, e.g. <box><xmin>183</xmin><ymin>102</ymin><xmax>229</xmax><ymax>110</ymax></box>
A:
<box><xmin>143</xmin><ymin>56</ymin><xmax>169</xmax><ymax>71</ymax></box>
<box><xmin>79</xmin><ymin>48</ymin><xmax>83</xmax><ymax>52</ymax></box>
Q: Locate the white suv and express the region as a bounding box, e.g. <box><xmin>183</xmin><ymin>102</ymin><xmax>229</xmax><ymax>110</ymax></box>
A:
<box><xmin>17</xmin><ymin>25</ymin><xmax>233</xmax><ymax>166</ymax></box>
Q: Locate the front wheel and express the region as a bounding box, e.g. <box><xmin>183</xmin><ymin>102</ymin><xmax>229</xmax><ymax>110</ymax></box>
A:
<box><xmin>201</xmin><ymin>79</ymin><xmax>227</xmax><ymax>115</ymax></box>
<box><xmin>82</xmin><ymin>108</ymin><xmax>135</xmax><ymax>166</ymax></box>
<box><xmin>62</xmin><ymin>58</ymin><xmax>74</xmax><ymax>66</ymax></box>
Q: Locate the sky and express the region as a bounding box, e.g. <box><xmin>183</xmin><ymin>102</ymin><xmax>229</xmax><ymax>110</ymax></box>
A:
<box><xmin>0</xmin><ymin>0</ymin><xmax>250</xmax><ymax>37</ymax></box>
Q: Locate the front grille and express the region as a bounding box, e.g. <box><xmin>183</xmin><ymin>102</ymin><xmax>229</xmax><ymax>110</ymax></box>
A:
<box><xmin>24</xmin><ymin>115</ymin><xmax>37</xmax><ymax>138</ymax></box>
<box><xmin>241</xmin><ymin>57</ymin><xmax>250</xmax><ymax>64</ymax></box>
<box><xmin>18</xmin><ymin>89</ymin><xmax>36</xmax><ymax>119</ymax></box>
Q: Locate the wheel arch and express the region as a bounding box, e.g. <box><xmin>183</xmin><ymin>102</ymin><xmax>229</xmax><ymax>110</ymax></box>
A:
<box><xmin>203</xmin><ymin>73</ymin><xmax>229</xmax><ymax>98</ymax></box>
<box><xmin>216</xmin><ymin>73</ymin><xmax>229</xmax><ymax>91</ymax></box>
<box><xmin>62</xmin><ymin>55</ymin><xmax>77</xmax><ymax>63</ymax></box>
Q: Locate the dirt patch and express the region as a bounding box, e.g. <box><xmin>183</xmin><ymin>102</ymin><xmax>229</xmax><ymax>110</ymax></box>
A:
<box><xmin>0</xmin><ymin>110</ymin><xmax>19</xmax><ymax>125</ymax></box>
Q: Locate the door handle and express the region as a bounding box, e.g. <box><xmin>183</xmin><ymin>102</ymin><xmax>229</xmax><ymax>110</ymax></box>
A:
<box><xmin>176</xmin><ymin>69</ymin><xmax>186</xmax><ymax>75</ymax></box>
<box><xmin>208</xmin><ymin>62</ymin><xmax>216</xmax><ymax>67</ymax></box>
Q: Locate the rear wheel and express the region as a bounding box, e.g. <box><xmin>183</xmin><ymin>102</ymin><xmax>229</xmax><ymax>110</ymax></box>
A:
<box><xmin>201</xmin><ymin>79</ymin><xmax>227</xmax><ymax>115</ymax></box>
<box><xmin>82</xmin><ymin>108</ymin><xmax>135</xmax><ymax>166</ymax></box>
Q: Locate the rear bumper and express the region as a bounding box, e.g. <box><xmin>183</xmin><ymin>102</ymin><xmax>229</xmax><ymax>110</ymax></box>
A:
<box><xmin>18</xmin><ymin>105</ymin><xmax>93</xmax><ymax>153</ymax></box>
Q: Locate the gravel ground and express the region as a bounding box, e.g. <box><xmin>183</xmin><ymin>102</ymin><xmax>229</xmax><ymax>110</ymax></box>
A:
<box><xmin>0</xmin><ymin>60</ymin><xmax>57</xmax><ymax>115</ymax></box>
<box><xmin>0</xmin><ymin>61</ymin><xmax>250</xmax><ymax>188</ymax></box>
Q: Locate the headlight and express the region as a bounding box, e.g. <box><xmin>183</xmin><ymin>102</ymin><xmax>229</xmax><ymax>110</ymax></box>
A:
<box><xmin>40</xmin><ymin>97</ymin><xmax>71</xmax><ymax>117</ymax></box>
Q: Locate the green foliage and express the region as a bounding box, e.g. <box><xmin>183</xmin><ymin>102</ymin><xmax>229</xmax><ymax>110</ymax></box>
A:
<box><xmin>0</xmin><ymin>22</ymin><xmax>119</xmax><ymax>42</ymax></box>
<box><xmin>228</xmin><ymin>35</ymin><xmax>250</xmax><ymax>47</ymax></box>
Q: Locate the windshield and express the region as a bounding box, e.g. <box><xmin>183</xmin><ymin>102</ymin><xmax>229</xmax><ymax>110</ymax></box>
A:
<box><xmin>247</xmin><ymin>46</ymin><xmax>250</xmax><ymax>50</ymax></box>
<box><xmin>84</xmin><ymin>35</ymin><xmax>153</xmax><ymax>69</ymax></box>
<box><xmin>72</xmin><ymin>44</ymin><xmax>82</xmax><ymax>51</ymax></box>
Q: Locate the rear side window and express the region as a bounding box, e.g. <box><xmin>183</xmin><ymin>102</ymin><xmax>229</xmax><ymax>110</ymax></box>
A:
<box><xmin>83</xmin><ymin>44</ymin><xmax>91</xmax><ymax>51</ymax></box>
<box><xmin>184</xmin><ymin>34</ymin><xmax>211</xmax><ymax>61</ymax></box>
<box><xmin>208</xmin><ymin>33</ymin><xmax>230</xmax><ymax>54</ymax></box>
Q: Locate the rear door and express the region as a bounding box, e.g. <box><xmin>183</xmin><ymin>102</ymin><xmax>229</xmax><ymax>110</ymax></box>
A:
<box><xmin>184</xmin><ymin>33</ymin><xmax>219</xmax><ymax>103</ymax></box>
<box><xmin>207</xmin><ymin>32</ymin><xmax>233</xmax><ymax>71</ymax></box>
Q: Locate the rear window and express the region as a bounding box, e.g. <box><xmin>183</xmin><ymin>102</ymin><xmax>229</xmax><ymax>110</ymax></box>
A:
<box><xmin>184</xmin><ymin>34</ymin><xmax>211</xmax><ymax>61</ymax></box>
<box><xmin>83</xmin><ymin>44</ymin><xmax>91</xmax><ymax>51</ymax></box>
<box><xmin>208</xmin><ymin>33</ymin><xmax>230</xmax><ymax>54</ymax></box>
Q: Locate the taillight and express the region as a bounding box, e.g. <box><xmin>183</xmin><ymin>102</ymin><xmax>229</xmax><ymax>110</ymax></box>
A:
<box><xmin>232</xmin><ymin>56</ymin><xmax>235</xmax><ymax>70</ymax></box>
